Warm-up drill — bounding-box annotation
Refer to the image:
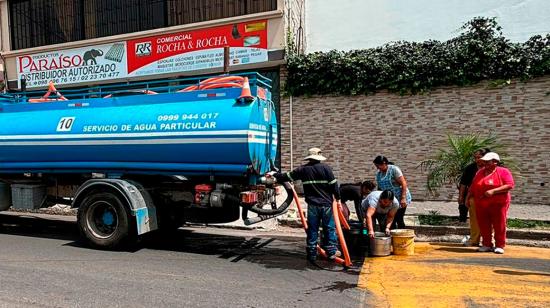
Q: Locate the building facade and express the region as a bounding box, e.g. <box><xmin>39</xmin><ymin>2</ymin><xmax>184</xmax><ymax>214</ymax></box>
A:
<box><xmin>0</xmin><ymin>0</ymin><xmax>305</xmax><ymax>92</ymax></box>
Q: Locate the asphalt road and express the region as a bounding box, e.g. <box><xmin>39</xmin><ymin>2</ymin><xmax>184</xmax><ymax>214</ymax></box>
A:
<box><xmin>0</xmin><ymin>213</ymin><xmax>366</xmax><ymax>308</ymax></box>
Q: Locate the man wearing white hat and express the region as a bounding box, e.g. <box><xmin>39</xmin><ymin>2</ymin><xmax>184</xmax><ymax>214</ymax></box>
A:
<box><xmin>274</xmin><ymin>147</ymin><xmax>341</xmax><ymax>262</ymax></box>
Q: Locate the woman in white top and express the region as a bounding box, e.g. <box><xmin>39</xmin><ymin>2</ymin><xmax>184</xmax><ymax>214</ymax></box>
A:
<box><xmin>362</xmin><ymin>190</ymin><xmax>400</xmax><ymax>238</ymax></box>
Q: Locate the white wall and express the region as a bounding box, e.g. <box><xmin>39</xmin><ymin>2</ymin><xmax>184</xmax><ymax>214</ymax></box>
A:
<box><xmin>307</xmin><ymin>0</ymin><xmax>550</xmax><ymax>52</ymax></box>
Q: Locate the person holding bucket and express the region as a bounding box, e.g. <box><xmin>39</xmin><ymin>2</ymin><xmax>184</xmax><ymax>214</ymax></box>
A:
<box><xmin>373</xmin><ymin>156</ymin><xmax>412</xmax><ymax>229</ymax></box>
<box><xmin>467</xmin><ymin>152</ymin><xmax>515</xmax><ymax>254</ymax></box>
<box><xmin>362</xmin><ymin>190</ymin><xmax>399</xmax><ymax>239</ymax></box>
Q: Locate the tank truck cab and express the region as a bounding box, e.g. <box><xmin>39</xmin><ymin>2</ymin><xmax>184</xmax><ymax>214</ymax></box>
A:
<box><xmin>0</xmin><ymin>73</ymin><xmax>291</xmax><ymax>249</ymax></box>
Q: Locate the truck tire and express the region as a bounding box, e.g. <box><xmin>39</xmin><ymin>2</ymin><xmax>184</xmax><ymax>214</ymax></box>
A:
<box><xmin>77</xmin><ymin>191</ymin><xmax>134</xmax><ymax>249</ymax></box>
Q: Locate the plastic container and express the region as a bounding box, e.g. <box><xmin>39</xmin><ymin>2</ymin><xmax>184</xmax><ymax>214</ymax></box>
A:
<box><xmin>11</xmin><ymin>184</ymin><xmax>47</xmax><ymax>210</ymax></box>
<box><xmin>369</xmin><ymin>232</ymin><xmax>391</xmax><ymax>257</ymax></box>
<box><xmin>343</xmin><ymin>222</ymin><xmax>365</xmax><ymax>256</ymax></box>
<box><xmin>0</xmin><ymin>182</ymin><xmax>11</xmax><ymax>211</ymax></box>
<box><xmin>391</xmin><ymin>229</ymin><xmax>415</xmax><ymax>255</ymax></box>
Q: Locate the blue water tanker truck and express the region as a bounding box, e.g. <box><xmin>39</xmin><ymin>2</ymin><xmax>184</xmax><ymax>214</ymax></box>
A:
<box><xmin>0</xmin><ymin>73</ymin><xmax>293</xmax><ymax>248</ymax></box>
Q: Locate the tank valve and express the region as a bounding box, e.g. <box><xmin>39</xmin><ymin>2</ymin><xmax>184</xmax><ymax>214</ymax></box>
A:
<box><xmin>259</xmin><ymin>171</ymin><xmax>277</xmax><ymax>185</ymax></box>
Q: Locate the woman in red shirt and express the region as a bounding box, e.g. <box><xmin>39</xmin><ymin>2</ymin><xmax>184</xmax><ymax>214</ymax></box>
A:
<box><xmin>467</xmin><ymin>152</ymin><xmax>515</xmax><ymax>254</ymax></box>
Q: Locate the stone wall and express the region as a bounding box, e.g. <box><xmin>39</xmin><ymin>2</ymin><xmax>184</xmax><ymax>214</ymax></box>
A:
<box><xmin>279</xmin><ymin>76</ymin><xmax>550</xmax><ymax>204</ymax></box>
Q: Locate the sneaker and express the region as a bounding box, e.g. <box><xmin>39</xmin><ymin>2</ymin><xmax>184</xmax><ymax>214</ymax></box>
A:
<box><xmin>328</xmin><ymin>250</ymin><xmax>342</xmax><ymax>260</ymax></box>
<box><xmin>477</xmin><ymin>246</ymin><xmax>493</xmax><ymax>252</ymax></box>
<box><xmin>494</xmin><ymin>247</ymin><xmax>504</xmax><ymax>254</ymax></box>
<box><xmin>461</xmin><ymin>235</ymin><xmax>470</xmax><ymax>246</ymax></box>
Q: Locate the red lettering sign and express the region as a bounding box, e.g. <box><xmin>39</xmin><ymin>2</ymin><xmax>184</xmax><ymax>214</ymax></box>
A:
<box><xmin>127</xmin><ymin>20</ymin><xmax>267</xmax><ymax>74</ymax></box>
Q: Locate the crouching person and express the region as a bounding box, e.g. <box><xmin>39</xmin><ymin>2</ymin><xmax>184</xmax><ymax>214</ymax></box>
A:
<box><xmin>274</xmin><ymin>147</ymin><xmax>341</xmax><ymax>263</ymax></box>
<box><xmin>362</xmin><ymin>190</ymin><xmax>399</xmax><ymax>239</ymax></box>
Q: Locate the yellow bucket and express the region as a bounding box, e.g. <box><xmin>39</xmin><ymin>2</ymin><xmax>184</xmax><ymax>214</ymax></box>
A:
<box><xmin>391</xmin><ymin>229</ymin><xmax>415</xmax><ymax>256</ymax></box>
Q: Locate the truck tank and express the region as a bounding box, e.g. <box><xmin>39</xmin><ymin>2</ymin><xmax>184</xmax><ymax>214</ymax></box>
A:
<box><xmin>0</xmin><ymin>74</ymin><xmax>278</xmax><ymax>177</ymax></box>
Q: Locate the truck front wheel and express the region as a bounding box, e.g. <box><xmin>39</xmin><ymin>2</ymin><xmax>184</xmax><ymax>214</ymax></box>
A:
<box><xmin>77</xmin><ymin>192</ymin><xmax>133</xmax><ymax>249</ymax></box>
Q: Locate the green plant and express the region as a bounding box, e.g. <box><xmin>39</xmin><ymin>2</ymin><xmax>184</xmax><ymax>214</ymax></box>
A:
<box><xmin>285</xmin><ymin>27</ymin><xmax>297</xmax><ymax>57</ymax></box>
<box><xmin>418</xmin><ymin>211</ymin><xmax>452</xmax><ymax>226</ymax></box>
<box><xmin>285</xmin><ymin>17</ymin><xmax>550</xmax><ymax>96</ymax></box>
<box><xmin>418</xmin><ymin>133</ymin><xmax>518</xmax><ymax>195</ymax></box>
<box><xmin>507</xmin><ymin>218</ymin><xmax>550</xmax><ymax>229</ymax></box>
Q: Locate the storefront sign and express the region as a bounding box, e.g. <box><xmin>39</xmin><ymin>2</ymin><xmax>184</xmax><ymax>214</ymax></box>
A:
<box><xmin>17</xmin><ymin>43</ymin><xmax>127</xmax><ymax>88</ymax></box>
<box><xmin>16</xmin><ymin>20</ymin><xmax>268</xmax><ymax>88</ymax></box>
<box><xmin>126</xmin><ymin>20</ymin><xmax>268</xmax><ymax>77</ymax></box>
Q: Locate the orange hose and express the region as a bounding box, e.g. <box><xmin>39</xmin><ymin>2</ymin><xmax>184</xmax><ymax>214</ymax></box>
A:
<box><xmin>28</xmin><ymin>98</ymin><xmax>67</xmax><ymax>103</ymax></box>
<box><xmin>290</xmin><ymin>185</ymin><xmax>349</xmax><ymax>267</ymax></box>
<box><xmin>200</xmin><ymin>82</ymin><xmax>243</xmax><ymax>90</ymax></box>
<box><xmin>29</xmin><ymin>82</ymin><xmax>68</xmax><ymax>102</ymax></box>
<box><xmin>332</xmin><ymin>200</ymin><xmax>353</xmax><ymax>267</ymax></box>
<box><xmin>337</xmin><ymin>203</ymin><xmax>351</xmax><ymax>230</ymax></box>
<box><xmin>200</xmin><ymin>76</ymin><xmax>244</xmax><ymax>84</ymax></box>
<box><xmin>291</xmin><ymin>186</ymin><xmax>308</xmax><ymax>229</ymax></box>
<box><xmin>179</xmin><ymin>75</ymin><xmax>246</xmax><ymax>92</ymax></box>
<box><xmin>178</xmin><ymin>85</ymin><xmax>199</xmax><ymax>92</ymax></box>
<box><xmin>44</xmin><ymin>82</ymin><xmax>67</xmax><ymax>100</ymax></box>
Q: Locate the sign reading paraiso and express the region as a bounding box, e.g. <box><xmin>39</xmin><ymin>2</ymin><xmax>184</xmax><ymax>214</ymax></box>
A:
<box><xmin>17</xmin><ymin>43</ymin><xmax>127</xmax><ymax>88</ymax></box>
<box><xmin>16</xmin><ymin>20</ymin><xmax>268</xmax><ymax>88</ymax></box>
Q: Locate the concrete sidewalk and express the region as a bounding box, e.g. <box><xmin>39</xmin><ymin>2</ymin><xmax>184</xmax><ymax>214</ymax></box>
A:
<box><xmin>407</xmin><ymin>200</ymin><xmax>550</xmax><ymax>221</ymax></box>
<box><xmin>277</xmin><ymin>198</ymin><xmax>550</xmax><ymax>226</ymax></box>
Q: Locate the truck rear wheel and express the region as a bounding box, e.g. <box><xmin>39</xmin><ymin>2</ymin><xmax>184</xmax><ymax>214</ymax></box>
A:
<box><xmin>77</xmin><ymin>192</ymin><xmax>133</xmax><ymax>249</ymax></box>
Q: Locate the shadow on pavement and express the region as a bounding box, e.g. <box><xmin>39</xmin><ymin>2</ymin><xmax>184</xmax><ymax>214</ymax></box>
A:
<box><xmin>306</xmin><ymin>280</ymin><xmax>358</xmax><ymax>293</ymax></box>
<box><xmin>0</xmin><ymin>213</ymin><xmax>364</xmax><ymax>273</ymax></box>
<box><xmin>0</xmin><ymin>213</ymin><xmax>79</xmax><ymax>242</ymax></box>
<box><xmin>434</xmin><ymin>246</ymin><xmax>478</xmax><ymax>254</ymax></box>
<box><xmin>143</xmin><ymin>228</ymin><xmax>364</xmax><ymax>273</ymax></box>
<box><xmin>494</xmin><ymin>269</ymin><xmax>550</xmax><ymax>277</ymax></box>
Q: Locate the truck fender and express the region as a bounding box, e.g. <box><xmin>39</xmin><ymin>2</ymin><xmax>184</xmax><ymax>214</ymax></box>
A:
<box><xmin>73</xmin><ymin>179</ymin><xmax>158</xmax><ymax>235</ymax></box>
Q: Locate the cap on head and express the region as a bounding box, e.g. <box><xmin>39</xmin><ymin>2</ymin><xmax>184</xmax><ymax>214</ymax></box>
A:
<box><xmin>480</xmin><ymin>152</ymin><xmax>500</xmax><ymax>162</ymax></box>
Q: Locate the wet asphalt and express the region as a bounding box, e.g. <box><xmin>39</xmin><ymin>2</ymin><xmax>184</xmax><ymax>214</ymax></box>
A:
<box><xmin>0</xmin><ymin>213</ymin><xmax>366</xmax><ymax>308</ymax></box>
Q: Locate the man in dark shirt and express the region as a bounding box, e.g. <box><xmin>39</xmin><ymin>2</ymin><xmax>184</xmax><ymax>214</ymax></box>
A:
<box><xmin>458</xmin><ymin>163</ymin><xmax>479</xmax><ymax>222</ymax></box>
<box><xmin>339</xmin><ymin>183</ymin><xmax>361</xmax><ymax>221</ymax></box>
<box><xmin>339</xmin><ymin>180</ymin><xmax>377</xmax><ymax>223</ymax></box>
<box><xmin>274</xmin><ymin>147</ymin><xmax>341</xmax><ymax>262</ymax></box>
